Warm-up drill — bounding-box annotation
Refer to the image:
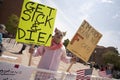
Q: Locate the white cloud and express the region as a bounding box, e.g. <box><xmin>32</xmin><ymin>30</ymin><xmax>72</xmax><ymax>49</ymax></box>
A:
<box><xmin>78</xmin><ymin>1</ymin><xmax>95</xmax><ymax>19</ymax></box>
<box><xmin>101</xmin><ymin>0</ymin><xmax>114</xmax><ymax>3</ymax></box>
<box><xmin>98</xmin><ymin>31</ymin><xmax>120</xmax><ymax>53</ymax></box>
<box><xmin>112</xmin><ymin>11</ymin><xmax>120</xmax><ymax>19</ymax></box>
<box><xmin>79</xmin><ymin>3</ymin><xmax>93</xmax><ymax>13</ymax></box>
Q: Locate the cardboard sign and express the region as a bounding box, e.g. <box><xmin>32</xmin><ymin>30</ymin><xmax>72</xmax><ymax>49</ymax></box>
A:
<box><xmin>67</xmin><ymin>20</ymin><xmax>102</xmax><ymax>62</ymax></box>
<box><xmin>0</xmin><ymin>62</ymin><xmax>34</xmax><ymax>80</ymax></box>
<box><xmin>16</xmin><ymin>0</ymin><xmax>57</xmax><ymax>46</ymax></box>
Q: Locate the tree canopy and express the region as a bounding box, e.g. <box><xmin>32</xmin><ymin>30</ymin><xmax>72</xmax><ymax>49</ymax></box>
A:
<box><xmin>6</xmin><ymin>14</ymin><xmax>19</xmax><ymax>36</ymax></box>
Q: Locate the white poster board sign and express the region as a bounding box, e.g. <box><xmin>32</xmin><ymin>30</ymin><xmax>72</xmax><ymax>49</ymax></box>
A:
<box><xmin>0</xmin><ymin>62</ymin><xmax>34</xmax><ymax>80</ymax></box>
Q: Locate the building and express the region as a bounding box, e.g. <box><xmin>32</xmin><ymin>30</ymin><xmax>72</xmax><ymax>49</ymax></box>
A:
<box><xmin>89</xmin><ymin>45</ymin><xmax>118</xmax><ymax>66</ymax></box>
<box><xmin>0</xmin><ymin>0</ymin><xmax>23</xmax><ymax>24</ymax></box>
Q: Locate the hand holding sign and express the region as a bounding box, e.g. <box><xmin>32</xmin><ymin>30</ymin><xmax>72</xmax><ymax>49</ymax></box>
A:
<box><xmin>29</xmin><ymin>46</ymin><xmax>35</xmax><ymax>54</ymax></box>
<box><xmin>70</xmin><ymin>56</ymin><xmax>77</xmax><ymax>63</ymax></box>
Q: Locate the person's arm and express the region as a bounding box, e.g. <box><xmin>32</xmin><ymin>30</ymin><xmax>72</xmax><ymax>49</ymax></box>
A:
<box><xmin>60</xmin><ymin>47</ymin><xmax>72</xmax><ymax>63</ymax></box>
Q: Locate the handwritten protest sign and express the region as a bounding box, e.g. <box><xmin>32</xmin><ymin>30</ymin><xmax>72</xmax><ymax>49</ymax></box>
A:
<box><xmin>67</xmin><ymin>20</ymin><xmax>102</xmax><ymax>62</ymax></box>
<box><xmin>16</xmin><ymin>0</ymin><xmax>57</xmax><ymax>46</ymax></box>
<box><xmin>0</xmin><ymin>62</ymin><xmax>34</xmax><ymax>80</ymax></box>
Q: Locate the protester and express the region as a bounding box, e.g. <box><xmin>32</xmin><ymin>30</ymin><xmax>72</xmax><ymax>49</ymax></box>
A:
<box><xmin>29</xmin><ymin>28</ymin><xmax>76</xmax><ymax>80</ymax></box>
<box><xmin>0</xmin><ymin>24</ymin><xmax>7</xmax><ymax>56</ymax></box>
<box><xmin>17</xmin><ymin>43</ymin><xmax>26</xmax><ymax>54</ymax></box>
<box><xmin>100</xmin><ymin>65</ymin><xmax>106</xmax><ymax>71</ymax></box>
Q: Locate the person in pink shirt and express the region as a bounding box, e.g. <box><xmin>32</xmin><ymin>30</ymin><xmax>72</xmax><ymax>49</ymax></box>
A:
<box><xmin>29</xmin><ymin>28</ymin><xmax>75</xmax><ymax>79</ymax></box>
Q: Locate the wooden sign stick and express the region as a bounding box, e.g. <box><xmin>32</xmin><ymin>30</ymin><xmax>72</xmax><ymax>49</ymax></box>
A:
<box><xmin>28</xmin><ymin>45</ymin><xmax>35</xmax><ymax>66</ymax></box>
<box><xmin>61</xmin><ymin>56</ymin><xmax>76</xmax><ymax>80</ymax></box>
<box><xmin>66</xmin><ymin>62</ymin><xmax>74</xmax><ymax>72</ymax></box>
<box><xmin>67</xmin><ymin>55</ymin><xmax>77</xmax><ymax>72</ymax></box>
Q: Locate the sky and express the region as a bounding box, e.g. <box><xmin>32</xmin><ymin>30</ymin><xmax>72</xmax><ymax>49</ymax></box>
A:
<box><xmin>33</xmin><ymin>0</ymin><xmax>120</xmax><ymax>53</ymax></box>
